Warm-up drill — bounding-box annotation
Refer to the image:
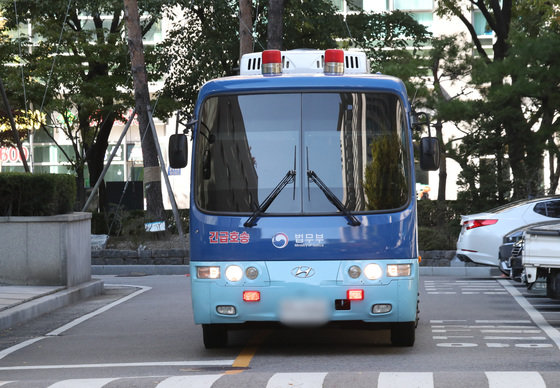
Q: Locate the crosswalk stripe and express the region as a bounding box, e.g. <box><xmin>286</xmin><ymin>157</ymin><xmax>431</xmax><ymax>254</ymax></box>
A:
<box><xmin>378</xmin><ymin>372</ymin><xmax>434</xmax><ymax>388</ymax></box>
<box><xmin>266</xmin><ymin>372</ymin><xmax>327</xmax><ymax>388</ymax></box>
<box><xmin>48</xmin><ymin>378</ymin><xmax>118</xmax><ymax>388</ymax></box>
<box><xmin>485</xmin><ymin>372</ymin><xmax>546</xmax><ymax>388</ymax></box>
<box><xmin>156</xmin><ymin>375</ymin><xmax>222</xmax><ymax>388</ymax></box>
<box><xmin>3</xmin><ymin>371</ymin><xmax>558</xmax><ymax>387</ymax></box>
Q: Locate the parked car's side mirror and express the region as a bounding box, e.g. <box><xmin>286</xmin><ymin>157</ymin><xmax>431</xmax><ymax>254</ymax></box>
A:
<box><xmin>420</xmin><ymin>136</ymin><xmax>440</xmax><ymax>171</ymax></box>
<box><xmin>169</xmin><ymin>134</ymin><xmax>188</xmax><ymax>169</ymax></box>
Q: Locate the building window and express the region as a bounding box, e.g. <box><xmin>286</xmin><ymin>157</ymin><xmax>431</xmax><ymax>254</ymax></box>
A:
<box><xmin>394</xmin><ymin>0</ymin><xmax>433</xmax><ymax>10</ymax></box>
<box><xmin>362</xmin><ymin>0</ymin><xmax>389</xmax><ymax>12</ymax></box>
<box><xmin>410</xmin><ymin>11</ymin><xmax>433</xmax><ymax>30</ymax></box>
<box><xmin>473</xmin><ymin>10</ymin><xmax>492</xmax><ymax>35</ymax></box>
<box><xmin>331</xmin><ymin>0</ymin><xmax>344</xmax><ymax>12</ymax></box>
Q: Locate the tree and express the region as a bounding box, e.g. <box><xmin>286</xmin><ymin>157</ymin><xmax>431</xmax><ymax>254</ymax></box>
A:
<box><xmin>239</xmin><ymin>0</ymin><xmax>254</xmax><ymax>58</ymax></box>
<box><xmin>345</xmin><ymin>10</ymin><xmax>431</xmax><ymax>79</ymax></box>
<box><xmin>159</xmin><ymin>0</ymin><xmax>343</xmax><ymax>113</ymax></box>
<box><xmin>0</xmin><ymin>0</ymin><xmax>171</xmax><ymax>208</ymax></box>
<box><xmin>160</xmin><ymin>1</ymin><xmax>431</xmax><ymax>114</ymax></box>
<box><xmin>436</xmin><ymin>0</ymin><xmax>560</xmax><ymax>199</ymax></box>
<box><xmin>267</xmin><ymin>0</ymin><xmax>286</xmax><ymax>49</ymax></box>
<box><xmin>124</xmin><ymin>0</ymin><xmax>164</xmax><ymax>221</ymax></box>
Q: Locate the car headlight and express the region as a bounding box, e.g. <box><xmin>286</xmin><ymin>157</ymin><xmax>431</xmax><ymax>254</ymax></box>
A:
<box><xmin>225</xmin><ymin>265</ymin><xmax>243</xmax><ymax>282</ymax></box>
<box><xmin>364</xmin><ymin>263</ymin><xmax>382</xmax><ymax>280</ymax></box>
<box><xmin>387</xmin><ymin>264</ymin><xmax>411</xmax><ymax>277</ymax></box>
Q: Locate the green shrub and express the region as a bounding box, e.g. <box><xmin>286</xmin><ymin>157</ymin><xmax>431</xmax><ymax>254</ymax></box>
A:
<box><xmin>417</xmin><ymin>200</ymin><xmax>466</xmax><ymax>250</ymax></box>
<box><xmin>0</xmin><ymin>172</ymin><xmax>76</xmax><ymax>216</ymax></box>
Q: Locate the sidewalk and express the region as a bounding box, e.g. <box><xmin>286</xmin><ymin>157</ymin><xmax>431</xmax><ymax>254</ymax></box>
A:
<box><xmin>0</xmin><ymin>280</ymin><xmax>103</xmax><ymax>331</ymax></box>
<box><xmin>0</xmin><ymin>264</ymin><xmax>499</xmax><ymax>332</ymax></box>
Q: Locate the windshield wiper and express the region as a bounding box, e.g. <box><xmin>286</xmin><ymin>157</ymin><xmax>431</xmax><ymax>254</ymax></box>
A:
<box><xmin>244</xmin><ymin>170</ymin><xmax>296</xmax><ymax>228</ymax></box>
<box><xmin>307</xmin><ymin>169</ymin><xmax>361</xmax><ymax>227</ymax></box>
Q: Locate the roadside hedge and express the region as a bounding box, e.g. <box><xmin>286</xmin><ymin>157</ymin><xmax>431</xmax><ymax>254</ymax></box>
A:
<box><xmin>417</xmin><ymin>200</ymin><xmax>466</xmax><ymax>250</ymax></box>
<box><xmin>0</xmin><ymin>173</ymin><xmax>76</xmax><ymax>216</ymax></box>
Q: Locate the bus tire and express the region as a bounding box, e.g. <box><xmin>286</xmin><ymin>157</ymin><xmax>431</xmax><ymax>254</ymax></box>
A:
<box><xmin>391</xmin><ymin>322</ymin><xmax>415</xmax><ymax>347</ymax></box>
<box><xmin>202</xmin><ymin>324</ymin><xmax>228</xmax><ymax>349</ymax></box>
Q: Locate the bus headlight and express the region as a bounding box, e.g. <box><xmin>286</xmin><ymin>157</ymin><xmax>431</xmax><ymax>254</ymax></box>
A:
<box><xmin>348</xmin><ymin>265</ymin><xmax>361</xmax><ymax>279</ymax></box>
<box><xmin>225</xmin><ymin>265</ymin><xmax>243</xmax><ymax>282</ymax></box>
<box><xmin>387</xmin><ymin>264</ymin><xmax>411</xmax><ymax>277</ymax></box>
<box><xmin>197</xmin><ymin>266</ymin><xmax>220</xmax><ymax>279</ymax></box>
<box><xmin>364</xmin><ymin>263</ymin><xmax>382</xmax><ymax>280</ymax></box>
<box><xmin>246</xmin><ymin>266</ymin><xmax>259</xmax><ymax>280</ymax></box>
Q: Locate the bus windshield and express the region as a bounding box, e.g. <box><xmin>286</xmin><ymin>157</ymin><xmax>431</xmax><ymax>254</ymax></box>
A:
<box><xmin>194</xmin><ymin>92</ymin><xmax>410</xmax><ymax>215</ymax></box>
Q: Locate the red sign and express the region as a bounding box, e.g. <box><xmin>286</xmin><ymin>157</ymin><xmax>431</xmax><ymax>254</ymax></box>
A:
<box><xmin>209</xmin><ymin>231</ymin><xmax>250</xmax><ymax>244</ymax></box>
<box><xmin>0</xmin><ymin>146</ymin><xmax>29</xmax><ymax>163</ymax></box>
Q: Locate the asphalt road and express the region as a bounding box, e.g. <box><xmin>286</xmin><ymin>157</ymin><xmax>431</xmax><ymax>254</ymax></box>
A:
<box><xmin>0</xmin><ymin>274</ymin><xmax>559</xmax><ymax>387</ymax></box>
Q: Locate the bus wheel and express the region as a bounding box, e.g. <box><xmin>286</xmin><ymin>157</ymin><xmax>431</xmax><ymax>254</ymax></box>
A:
<box><xmin>391</xmin><ymin>322</ymin><xmax>415</xmax><ymax>347</ymax></box>
<box><xmin>202</xmin><ymin>324</ymin><xmax>228</xmax><ymax>349</ymax></box>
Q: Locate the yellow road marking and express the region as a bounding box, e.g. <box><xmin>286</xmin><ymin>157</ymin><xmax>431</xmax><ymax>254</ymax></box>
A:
<box><xmin>231</xmin><ymin>329</ymin><xmax>271</xmax><ymax>369</ymax></box>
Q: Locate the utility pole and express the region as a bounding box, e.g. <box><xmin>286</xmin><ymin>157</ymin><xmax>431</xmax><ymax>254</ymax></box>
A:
<box><xmin>123</xmin><ymin>0</ymin><xmax>165</xmax><ymax>222</ymax></box>
<box><xmin>239</xmin><ymin>0</ymin><xmax>253</xmax><ymax>63</ymax></box>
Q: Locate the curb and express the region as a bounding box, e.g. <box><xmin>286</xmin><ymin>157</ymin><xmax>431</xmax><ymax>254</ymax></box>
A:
<box><xmin>92</xmin><ymin>265</ymin><xmax>190</xmax><ymax>276</ymax></box>
<box><xmin>0</xmin><ymin>279</ymin><xmax>104</xmax><ymax>331</ymax></box>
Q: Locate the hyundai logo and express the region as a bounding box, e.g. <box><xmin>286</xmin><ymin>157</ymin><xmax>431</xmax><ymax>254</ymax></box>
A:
<box><xmin>291</xmin><ymin>266</ymin><xmax>315</xmax><ymax>278</ymax></box>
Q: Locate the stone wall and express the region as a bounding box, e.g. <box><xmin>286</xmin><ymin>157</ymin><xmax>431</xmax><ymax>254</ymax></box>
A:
<box><xmin>92</xmin><ymin>248</ymin><xmax>189</xmax><ymax>265</ymax></box>
<box><xmin>0</xmin><ymin>213</ymin><xmax>92</xmax><ymax>286</ymax></box>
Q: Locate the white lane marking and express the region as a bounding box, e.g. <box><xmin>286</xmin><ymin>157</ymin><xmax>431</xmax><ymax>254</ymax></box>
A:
<box><xmin>0</xmin><ymin>382</ymin><xmax>14</xmax><ymax>387</ymax></box>
<box><xmin>0</xmin><ymin>337</ymin><xmax>47</xmax><ymax>361</ymax></box>
<box><xmin>0</xmin><ymin>285</ymin><xmax>150</xmax><ymax>361</ymax></box>
<box><xmin>437</xmin><ymin>343</ymin><xmax>477</xmax><ymax>347</ymax></box>
<box><xmin>266</xmin><ymin>372</ymin><xmax>327</xmax><ymax>388</ymax></box>
<box><xmin>485</xmin><ymin>371</ymin><xmax>546</xmax><ymax>388</ymax></box>
<box><xmin>432</xmin><ymin>336</ymin><xmax>474</xmax><ymax>340</ymax></box>
<box><xmin>47</xmin><ymin>285</ymin><xmax>151</xmax><ymax>336</ymax></box>
<box><xmin>156</xmin><ymin>375</ymin><xmax>222</xmax><ymax>388</ymax></box>
<box><xmin>0</xmin><ymin>360</ymin><xmax>234</xmax><ymax>371</ymax></box>
<box><xmin>432</xmin><ymin>329</ymin><xmax>470</xmax><ymax>332</ymax></box>
<box><xmin>476</xmin><ymin>320</ymin><xmax>531</xmax><ymax>324</ymax></box>
<box><xmin>48</xmin><ymin>378</ymin><xmax>118</xmax><ymax>388</ymax></box>
<box><xmin>516</xmin><ymin>344</ymin><xmax>553</xmax><ymax>348</ymax></box>
<box><xmin>499</xmin><ymin>279</ymin><xmax>560</xmax><ymax>350</ymax></box>
<box><xmin>378</xmin><ymin>372</ymin><xmax>434</xmax><ymax>388</ymax></box>
<box><xmin>480</xmin><ymin>329</ymin><xmax>542</xmax><ymax>334</ymax></box>
<box><xmin>483</xmin><ymin>336</ymin><xmax>546</xmax><ymax>340</ymax></box>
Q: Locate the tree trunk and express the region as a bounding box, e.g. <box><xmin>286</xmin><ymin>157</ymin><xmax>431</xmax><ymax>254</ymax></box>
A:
<box><xmin>435</xmin><ymin>120</ymin><xmax>447</xmax><ymax>201</ymax></box>
<box><xmin>124</xmin><ymin>0</ymin><xmax>164</xmax><ymax>222</ymax></box>
<box><xmin>267</xmin><ymin>0</ymin><xmax>285</xmax><ymax>50</ymax></box>
<box><xmin>239</xmin><ymin>0</ymin><xmax>253</xmax><ymax>62</ymax></box>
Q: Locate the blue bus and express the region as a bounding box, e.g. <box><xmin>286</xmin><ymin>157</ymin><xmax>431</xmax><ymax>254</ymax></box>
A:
<box><xmin>169</xmin><ymin>49</ymin><xmax>439</xmax><ymax>348</ymax></box>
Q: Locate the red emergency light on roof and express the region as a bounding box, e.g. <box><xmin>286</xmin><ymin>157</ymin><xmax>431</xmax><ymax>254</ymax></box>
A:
<box><xmin>262</xmin><ymin>50</ymin><xmax>282</xmax><ymax>75</ymax></box>
<box><xmin>324</xmin><ymin>49</ymin><xmax>344</xmax><ymax>75</ymax></box>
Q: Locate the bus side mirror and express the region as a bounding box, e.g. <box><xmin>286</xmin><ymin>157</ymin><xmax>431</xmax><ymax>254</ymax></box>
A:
<box><xmin>169</xmin><ymin>134</ymin><xmax>188</xmax><ymax>169</ymax></box>
<box><xmin>420</xmin><ymin>137</ymin><xmax>440</xmax><ymax>171</ymax></box>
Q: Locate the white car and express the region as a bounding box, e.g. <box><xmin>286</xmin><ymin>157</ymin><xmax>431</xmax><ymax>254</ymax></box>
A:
<box><xmin>456</xmin><ymin>196</ymin><xmax>560</xmax><ymax>266</ymax></box>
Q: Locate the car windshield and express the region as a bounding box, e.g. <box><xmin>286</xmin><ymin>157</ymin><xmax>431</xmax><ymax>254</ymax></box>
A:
<box><xmin>194</xmin><ymin>92</ymin><xmax>410</xmax><ymax>215</ymax></box>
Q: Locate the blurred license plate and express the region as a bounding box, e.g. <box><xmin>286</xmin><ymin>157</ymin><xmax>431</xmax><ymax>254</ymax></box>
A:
<box><xmin>279</xmin><ymin>299</ymin><xmax>328</xmax><ymax>325</ymax></box>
